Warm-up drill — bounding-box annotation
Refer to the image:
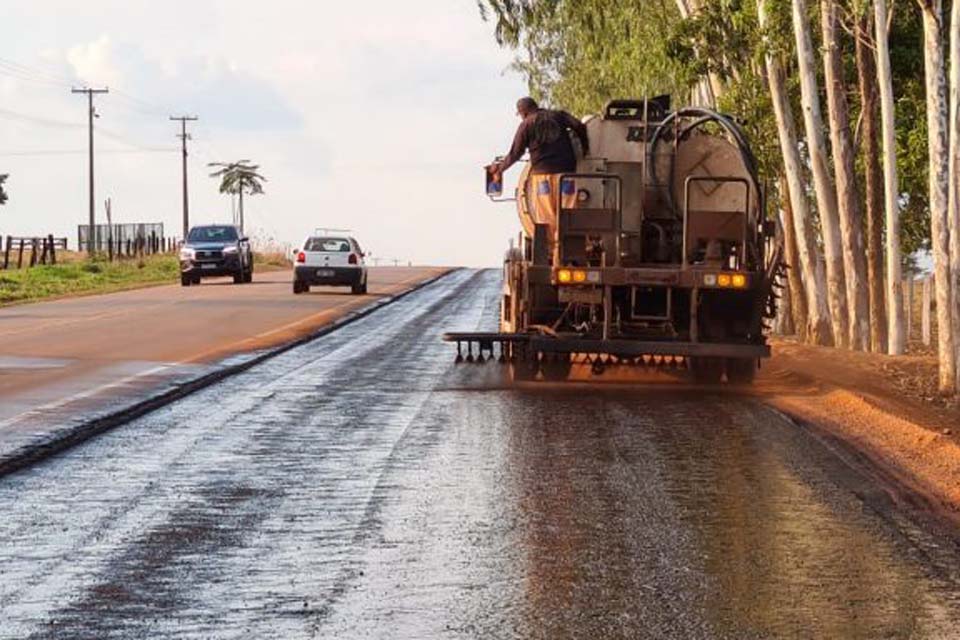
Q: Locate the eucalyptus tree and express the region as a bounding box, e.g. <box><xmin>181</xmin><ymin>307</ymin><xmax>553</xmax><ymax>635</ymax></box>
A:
<box><xmin>948</xmin><ymin>0</ymin><xmax>960</xmax><ymax>389</ymax></box>
<box><xmin>854</xmin><ymin>7</ymin><xmax>887</xmax><ymax>353</ymax></box>
<box><xmin>790</xmin><ymin>0</ymin><xmax>849</xmax><ymax>347</ymax></box>
<box><xmin>208</xmin><ymin>161</ymin><xmax>267</xmax><ymax>234</ymax></box>
<box><xmin>759</xmin><ymin>0</ymin><xmax>832</xmax><ymax>344</ymax></box>
<box><xmin>820</xmin><ymin>0</ymin><xmax>870</xmax><ymax>351</ymax></box>
<box><xmin>915</xmin><ymin>0</ymin><xmax>955</xmax><ymax>391</ymax></box>
<box><xmin>875</xmin><ymin>0</ymin><xmax>906</xmax><ymax>355</ymax></box>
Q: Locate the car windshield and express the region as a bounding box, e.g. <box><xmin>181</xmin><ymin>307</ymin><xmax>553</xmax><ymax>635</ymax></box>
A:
<box><xmin>305</xmin><ymin>237</ymin><xmax>351</xmax><ymax>252</ymax></box>
<box><xmin>188</xmin><ymin>226</ymin><xmax>238</xmax><ymax>243</ymax></box>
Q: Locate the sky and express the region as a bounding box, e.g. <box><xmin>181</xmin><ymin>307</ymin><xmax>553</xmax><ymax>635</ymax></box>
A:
<box><xmin>0</xmin><ymin>1</ymin><xmax>528</xmax><ymax>266</ymax></box>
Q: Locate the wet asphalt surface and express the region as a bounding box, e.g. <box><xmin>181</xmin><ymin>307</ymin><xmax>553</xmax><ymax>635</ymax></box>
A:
<box><xmin>2</xmin><ymin>268</ymin><xmax>960</xmax><ymax>639</ymax></box>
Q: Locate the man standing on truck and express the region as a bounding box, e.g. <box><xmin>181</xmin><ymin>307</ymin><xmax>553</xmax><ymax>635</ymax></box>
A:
<box><xmin>489</xmin><ymin>97</ymin><xmax>589</xmax><ymax>253</ymax></box>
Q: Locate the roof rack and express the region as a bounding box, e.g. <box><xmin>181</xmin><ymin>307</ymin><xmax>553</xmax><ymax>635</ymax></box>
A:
<box><xmin>313</xmin><ymin>228</ymin><xmax>352</xmax><ymax>236</ymax></box>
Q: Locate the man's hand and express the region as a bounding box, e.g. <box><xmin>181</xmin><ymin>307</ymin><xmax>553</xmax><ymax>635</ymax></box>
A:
<box><xmin>486</xmin><ymin>162</ymin><xmax>503</xmax><ymax>180</ymax></box>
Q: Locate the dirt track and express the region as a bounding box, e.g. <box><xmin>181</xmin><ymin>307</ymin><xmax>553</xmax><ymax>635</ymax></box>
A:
<box><xmin>2</xmin><ymin>269</ymin><xmax>960</xmax><ymax>639</ymax></box>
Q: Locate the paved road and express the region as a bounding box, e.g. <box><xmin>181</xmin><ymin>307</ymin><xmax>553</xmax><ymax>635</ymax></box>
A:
<box><xmin>0</xmin><ymin>267</ymin><xmax>444</xmax><ymax>443</ymax></box>
<box><xmin>2</xmin><ymin>269</ymin><xmax>959</xmax><ymax>639</ymax></box>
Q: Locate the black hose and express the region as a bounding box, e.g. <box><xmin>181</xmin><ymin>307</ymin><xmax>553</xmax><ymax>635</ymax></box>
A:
<box><xmin>648</xmin><ymin>108</ymin><xmax>764</xmax><ymax>221</ymax></box>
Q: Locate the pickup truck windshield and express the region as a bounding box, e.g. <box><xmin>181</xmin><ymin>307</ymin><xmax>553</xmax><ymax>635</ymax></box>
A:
<box><xmin>188</xmin><ymin>226</ymin><xmax>238</xmax><ymax>243</ymax></box>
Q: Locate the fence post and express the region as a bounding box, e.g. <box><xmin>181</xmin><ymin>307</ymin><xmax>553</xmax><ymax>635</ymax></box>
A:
<box><xmin>921</xmin><ymin>275</ymin><xmax>932</xmax><ymax>347</ymax></box>
<box><xmin>904</xmin><ymin>277</ymin><xmax>913</xmax><ymax>342</ymax></box>
<box><xmin>3</xmin><ymin>236</ymin><xmax>10</xmax><ymax>270</ymax></box>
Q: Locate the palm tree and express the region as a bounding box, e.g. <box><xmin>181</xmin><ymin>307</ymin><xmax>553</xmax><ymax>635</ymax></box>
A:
<box><xmin>0</xmin><ymin>174</ymin><xmax>8</xmax><ymax>206</ymax></box>
<box><xmin>208</xmin><ymin>161</ymin><xmax>266</xmax><ymax>233</ymax></box>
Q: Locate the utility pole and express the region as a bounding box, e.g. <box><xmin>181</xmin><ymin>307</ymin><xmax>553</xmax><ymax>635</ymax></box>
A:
<box><xmin>72</xmin><ymin>87</ymin><xmax>109</xmax><ymax>254</ymax></box>
<box><xmin>169</xmin><ymin>115</ymin><xmax>198</xmax><ymax>240</ymax></box>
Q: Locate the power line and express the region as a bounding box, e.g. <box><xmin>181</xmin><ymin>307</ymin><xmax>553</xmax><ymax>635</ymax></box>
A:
<box><xmin>0</xmin><ymin>148</ymin><xmax>176</xmax><ymax>157</ymax></box>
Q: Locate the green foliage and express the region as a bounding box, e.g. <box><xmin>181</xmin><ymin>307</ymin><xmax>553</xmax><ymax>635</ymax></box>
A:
<box><xmin>478</xmin><ymin>0</ymin><xmax>690</xmax><ymax>114</ymax></box>
<box><xmin>479</xmin><ymin>0</ymin><xmax>932</xmax><ymax>255</ymax></box>
<box><xmin>0</xmin><ymin>174</ymin><xmax>8</xmax><ymax>206</ymax></box>
<box><xmin>0</xmin><ymin>255</ymin><xmax>179</xmax><ymax>305</ymax></box>
<box><xmin>208</xmin><ymin>160</ymin><xmax>267</xmax><ymax>198</ymax></box>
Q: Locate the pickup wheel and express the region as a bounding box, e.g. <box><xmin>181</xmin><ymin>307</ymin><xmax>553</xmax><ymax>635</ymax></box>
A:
<box><xmin>233</xmin><ymin>269</ymin><xmax>244</xmax><ymax>284</ymax></box>
<box><xmin>293</xmin><ymin>281</ymin><xmax>306</xmax><ymax>294</ymax></box>
<box><xmin>180</xmin><ymin>274</ymin><xmax>191</xmax><ymax>287</ymax></box>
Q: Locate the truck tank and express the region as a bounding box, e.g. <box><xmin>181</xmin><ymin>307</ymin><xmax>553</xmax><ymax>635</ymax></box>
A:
<box><xmin>447</xmin><ymin>97</ymin><xmax>785</xmax><ymax>384</ymax></box>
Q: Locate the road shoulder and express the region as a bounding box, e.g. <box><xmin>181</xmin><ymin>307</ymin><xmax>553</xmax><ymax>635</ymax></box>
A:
<box><xmin>758</xmin><ymin>338</ymin><xmax>960</xmax><ymax>528</ymax></box>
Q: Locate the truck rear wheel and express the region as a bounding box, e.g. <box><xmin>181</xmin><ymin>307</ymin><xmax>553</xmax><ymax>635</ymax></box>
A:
<box><xmin>726</xmin><ymin>358</ymin><xmax>757</xmax><ymax>385</ymax></box>
<box><xmin>540</xmin><ymin>354</ymin><xmax>572</xmax><ymax>381</ymax></box>
<box><xmin>690</xmin><ymin>356</ymin><xmax>724</xmax><ymax>385</ymax></box>
<box><xmin>509</xmin><ymin>345</ymin><xmax>539</xmax><ymax>382</ymax></box>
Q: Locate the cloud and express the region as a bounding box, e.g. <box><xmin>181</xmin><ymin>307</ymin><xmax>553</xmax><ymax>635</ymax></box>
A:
<box><xmin>58</xmin><ymin>36</ymin><xmax>303</xmax><ymax>132</ymax></box>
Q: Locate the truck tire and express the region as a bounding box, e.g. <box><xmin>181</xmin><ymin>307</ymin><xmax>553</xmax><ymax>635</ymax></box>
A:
<box><xmin>233</xmin><ymin>269</ymin><xmax>244</xmax><ymax>284</ymax></box>
<box><xmin>180</xmin><ymin>274</ymin><xmax>191</xmax><ymax>287</ymax></box>
<box><xmin>690</xmin><ymin>356</ymin><xmax>724</xmax><ymax>385</ymax></box>
<box><xmin>293</xmin><ymin>280</ymin><xmax>305</xmax><ymax>294</ymax></box>
<box><xmin>726</xmin><ymin>358</ymin><xmax>757</xmax><ymax>384</ymax></box>
<box><xmin>509</xmin><ymin>346</ymin><xmax>539</xmax><ymax>382</ymax></box>
<box><xmin>540</xmin><ymin>354</ymin><xmax>572</xmax><ymax>381</ymax></box>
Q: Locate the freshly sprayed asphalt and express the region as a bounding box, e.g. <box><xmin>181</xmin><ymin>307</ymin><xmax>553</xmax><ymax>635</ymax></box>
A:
<box><xmin>1</xmin><ymin>269</ymin><xmax>959</xmax><ymax>639</ymax></box>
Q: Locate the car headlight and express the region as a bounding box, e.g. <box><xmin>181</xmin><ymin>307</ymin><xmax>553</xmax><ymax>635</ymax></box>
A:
<box><xmin>179</xmin><ymin>248</ymin><xmax>195</xmax><ymax>260</ymax></box>
<box><xmin>222</xmin><ymin>245</ymin><xmax>239</xmax><ymax>254</ymax></box>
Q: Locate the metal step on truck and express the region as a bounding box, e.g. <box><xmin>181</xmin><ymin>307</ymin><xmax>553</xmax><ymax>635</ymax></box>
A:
<box><xmin>444</xmin><ymin>96</ymin><xmax>785</xmax><ymax>384</ymax></box>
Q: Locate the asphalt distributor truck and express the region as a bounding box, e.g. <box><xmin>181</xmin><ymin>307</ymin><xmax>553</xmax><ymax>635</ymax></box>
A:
<box><xmin>445</xmin><ymin>97</ymin><xmax>785</xmax><ymax>383</ymax></box>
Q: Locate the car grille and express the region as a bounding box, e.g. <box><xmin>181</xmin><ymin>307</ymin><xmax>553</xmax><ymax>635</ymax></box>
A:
<box><xmin>196</xmin><ymin>250</ymin><xmax>223</xmax><ymax>259</ymax></box>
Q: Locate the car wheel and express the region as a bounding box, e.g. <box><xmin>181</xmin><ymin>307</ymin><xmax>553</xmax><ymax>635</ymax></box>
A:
<box><xmin>233</xmin><ymin>270</ymin><xmax>244</xmax><ymax>284</ymax></box>
<box><xmin>180</xmin><ymin>274</ymin><xmax>191</xmax><ymax>287</ymax></box>
<box><xmin>293</xmin><ymin>281</ymin><xmax>304</xmax><ymax>294</ymax></box>
<box><xmin>351</xmin><ymin>282</ymin><xmax>364</xmax><ymax>295</ymax></box>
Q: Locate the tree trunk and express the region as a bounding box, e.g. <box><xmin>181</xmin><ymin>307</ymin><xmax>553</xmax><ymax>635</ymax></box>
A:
<box><xmin>821</xmin><ymin>0</ymin><xmax>870</xmax><ymax>351</ymax></box>
<box><xmin>792</xmin><ymin>0</ymin><xmax>850</xmax><ymax>347</ymax></box>
<box><xmin>855</xmin><ymin>10</ymin><xmax>888</xmax><ymax>354</ymax></box>
<box><xmin>778</xmin><ymin>176</ymin><xmax>809</xmax><ymax>341</ymax></box>
<box><xmin>918</xmin><ymin>0</ymin><xmax>956</xmax><ymax>392</ymax></box>
<box><xmin>875</xmin><ymin>0</ymin><xmax>906</xmax><ymax>355</ymax></box>
<box><xmin>948</xmin><ymin>0</ymin><xmax>960</xmax><ymax>390</ymax></box>
<box><xmin>760</xmin><ymin>0</ymin><xmax>833</xmax><ymax>344</ymax></box>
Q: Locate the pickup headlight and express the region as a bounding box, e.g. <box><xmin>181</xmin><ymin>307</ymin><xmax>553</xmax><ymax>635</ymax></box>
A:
<box><xmin>222</xmin><ymin>245</ymin><xmax>239</xmax><ymax>254</ymax></box>
<box><xmin>179</xmin><ymin>248</ymin><xmax>195</xmax><ymax>260</ymax></box>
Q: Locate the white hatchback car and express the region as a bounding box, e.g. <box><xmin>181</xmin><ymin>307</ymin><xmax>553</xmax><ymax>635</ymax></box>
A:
<box><xmin>293</xmin><ymin>235</ymin><xmax>368</xmax><ymax>295</ymax></box>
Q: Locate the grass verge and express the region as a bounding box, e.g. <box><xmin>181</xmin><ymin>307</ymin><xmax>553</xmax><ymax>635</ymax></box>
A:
<box><xmin>0</xmin><ymin>256</ymin><xmax>179</xmax><ymax>305</ymax></box>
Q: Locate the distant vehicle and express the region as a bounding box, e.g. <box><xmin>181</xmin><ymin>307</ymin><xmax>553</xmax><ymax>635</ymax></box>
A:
<box><xmin>292</xmin><ymin>235</ymin><xmax>368</xmax><ymax>295</ymax></box>
<box><xmin>179</xmin><ymin>224</ymin><xmax>253</xmax><ymax>286</ymax></box>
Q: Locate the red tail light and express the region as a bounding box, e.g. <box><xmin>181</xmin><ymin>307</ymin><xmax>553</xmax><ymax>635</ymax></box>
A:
<box><xmin>296</xmin><ymin>251</ymin><xmax>306</xmax><ymax>263</ymax></box>
<box><xmin>348</xmin><ymin>253</ymin><xmax>358</xmax><ymax>265</ymax></box>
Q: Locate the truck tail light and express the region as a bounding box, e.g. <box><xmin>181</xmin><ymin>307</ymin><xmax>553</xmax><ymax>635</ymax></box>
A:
<box><xmin>296</xmin><ymin>251</ymin><xmax>306</xmax><ymax>263</ymax></box>
<box><xmin>348</xmin><ymin>253</ymin><xmax>358</xmax><ymax>265</ymax></box>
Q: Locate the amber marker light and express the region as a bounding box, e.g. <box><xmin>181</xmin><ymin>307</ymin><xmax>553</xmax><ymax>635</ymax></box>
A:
<box><xmin>717</xmin><ymin>273</ymin><xmax>732</xmax><ymax>287</ymax></box>
<box><xmin>557</xmin><ymin>269</ymin><xmax>573</xmax><ymax>283</ymax></box>
<box><xmin>732</xmin><ymin>274</ymin><xmax>747</xmax><ymax>288</ymax></box>
<box><xmin>573</xmin><ymin>270</ymin><xmax>587</xmax><ymax>283</ymax></box>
